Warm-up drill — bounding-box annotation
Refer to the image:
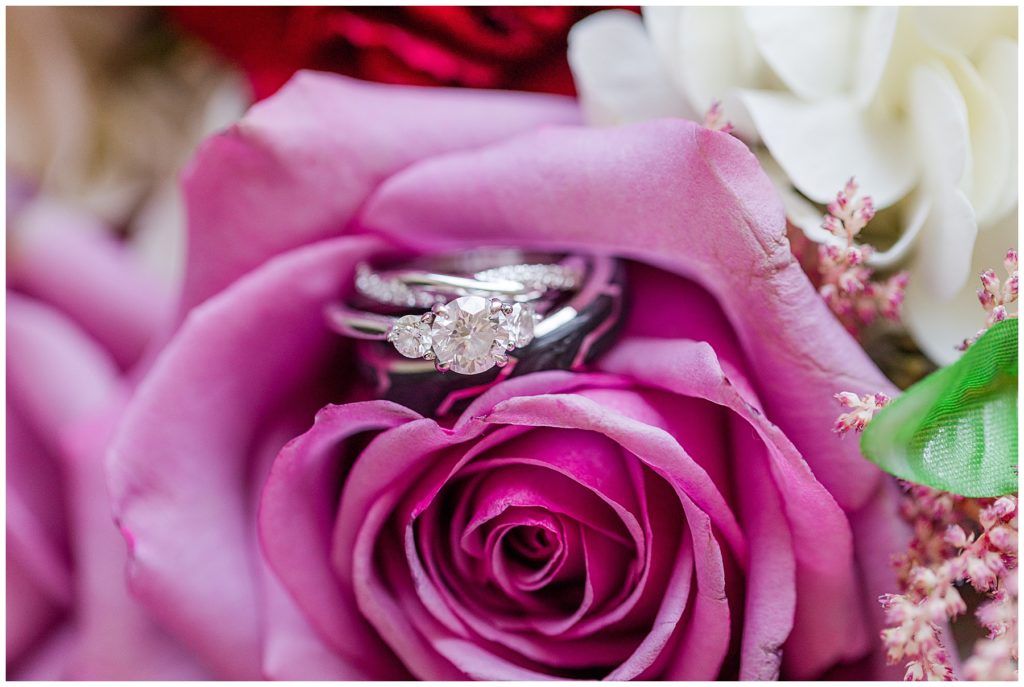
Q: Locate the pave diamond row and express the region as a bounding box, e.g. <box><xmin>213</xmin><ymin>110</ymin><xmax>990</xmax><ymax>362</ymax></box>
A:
<box><xmin>356</xmin><ymin>262</ymin><xmax>580</xmax><ymax>308</ymax></box>
<box><xmin>471</xmin><ymin>263</ymin><xmax>582</xmax><ymax>292</ymax></box>
<box><xmin>355</xmin><ymin>263</ymin><xmax>445</xmax><ymax>308</ymax></box>
<box><xmin>386</xmin><ymin>296</ymin><xmax>537</xmax><ymax>375</ymax></box>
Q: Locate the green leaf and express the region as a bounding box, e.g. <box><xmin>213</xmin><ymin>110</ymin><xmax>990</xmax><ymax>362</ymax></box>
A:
<box><xmin>861</xmin><ymin>318</ymin><xmax>1018</xmax><ymax>497</ymax></box>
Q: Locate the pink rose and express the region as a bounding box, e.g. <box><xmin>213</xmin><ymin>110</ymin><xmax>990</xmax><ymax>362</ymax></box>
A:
<box><xmin>6</xmin><ymin>190</ymin><xmax>204</xmax><ymax>678</ymax></box>
<box><xmin>108</xmin><ymin>73</ymin><xmax>908</xmax><ymax>679</ymax></box>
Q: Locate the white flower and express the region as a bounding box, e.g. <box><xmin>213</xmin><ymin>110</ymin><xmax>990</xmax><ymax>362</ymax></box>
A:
<box><xmin>569</xmin><ymin>7</ymin><xmax>1017</xmax><ymax>365</ymax></box>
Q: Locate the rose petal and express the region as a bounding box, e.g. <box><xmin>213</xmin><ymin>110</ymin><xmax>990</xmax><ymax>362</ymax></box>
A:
<box><xmin>598</xmin><ymin>338</ymin><xmax>872</xmax><ymax>676</ymax></box>
<box><xmin>259</xmin><ymin>401</ymin><xmax>422</xmax><ymax>675</ymax></box>
<box><xmin>180</xmin><ymin>72</ymin><xmax>580</xmax><ymax>309</ymax></box>
<box><xmin>845</xmin><ymin>478</ymin><xmax>915</xmax><ymax>680</ymax></box>
<box><xmin>729</xmin><ymin>417</ymin><xmax>795</xmax><ymax>680</ymax></box>
<box><xmin>260</xmin><ymin>565</ymin><xmax>377</xmax><ymax>680</ymax></box>
<box><xmin>59</xmin><ymin>403</ymin><xmax>209</xmax><ymax>680</ymax></box>
<box><xmin>7</xmin><ymin>198</ymin><xmax>170</xmax><ymax>369</ymax></box>
<box><xmin>107</xmin><ymin>235</ymin><xmax>383</xmax><ymax>678</ymax></box>
<box><xmin>567</xmin><ymin>10</ymin><xmax>695</xmax><ymax>126</ymax></box>
<box><xmin>5</xmin><ymin>542</ymin><xmax>64</xmax><ymax>667</ymax></box>
<box><xmin>7</xmin><ymin>624</ymin><xmax>75</xmax><ymax>680</ymax></box>
<box><xmin>362</xmin><ymin>118</ymin><xmax>894</xmax><ymax>509</ymax></box>
<box><xmin>483</xmin><ymin>392</ymin><xmax>746</xmax><ymax>566</ymax></box>
<box><xmin>7</xmin><ymin>294</ymin><xmax>119</xmax><ymax>438</ymax></box>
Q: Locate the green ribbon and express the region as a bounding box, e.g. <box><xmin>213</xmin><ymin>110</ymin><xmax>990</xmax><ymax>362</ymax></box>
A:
<box><xmin>861</xmin><ymin>318</ymin><xmax>1018</xmax><ymax>497</ymax></box>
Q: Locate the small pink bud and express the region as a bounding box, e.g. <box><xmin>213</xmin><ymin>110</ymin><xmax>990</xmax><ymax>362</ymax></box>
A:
<box><xmin>1004</xmin><ymin>248</ymin><xmax>1018</xmax><ymax>273</ymax></box>
<box><xmin>838</xmin><ymin>270</ymin><xmax>864</xmax><ymax>294</ymax></box>
<box><xmin>965</xmin><ymin>555</ymin><xmax>999</xmax><ymax>591</ymax></box>
<box><xmin>941</xmin><ymin>586</ymin><xmax>966</xmax><ymax>617</ymax></box>
<box><xmin>844</xmin><ymin>177</ymin><xmax>858</xmax><ymax>199</ymax></box>
<box><xmin>986</xmin><ymin>525</ymin><xmax>1015</xmax><ymax>553</ymax></box>
<box><xmin>1004</xmin><ymin>272</ymin><xmax>1018</xmax><ymax>301</ymax></box>
<box><xmin>992</xmin><ymin>495</ymin><xmax>1016</xmax><ymax>516</ymax></box>
<box><xmin>835</xmin><ymin>391</ymin><xmax>860</xmax><ymax>408</ymax></box>
<box><xmin>977</xmin><ymin>287</ymin><xmax>996</xmax><ymax>308</ymax></box>
<box><xmin>944</xmin><ymin>524</ymin><xmax>968</xmax><ymax>548</ymax></box>
<box><xmin>990</xmin><ymin>304</ymin><xmax>1008</xmax><ymax>322</ymax></box>
<box><xmin>980</xmin><ymin>268</ymin><xmax>999</xmax><ymax>291</ymax></box>
<box><xmin>873</xmin><ymin>392</ymin><xmax>891</xmax><ymax>407</ymax></box>
<box><xmin>821</xmin><ymin>215</ymin><xmax>843</xmax><ymax>237</ymax></box>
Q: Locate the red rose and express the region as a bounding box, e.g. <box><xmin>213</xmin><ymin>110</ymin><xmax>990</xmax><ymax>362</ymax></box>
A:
<box><xmin>171</xmin><ymin>7</ymin><xmax>617</xmax><ymax>99</ymax></box>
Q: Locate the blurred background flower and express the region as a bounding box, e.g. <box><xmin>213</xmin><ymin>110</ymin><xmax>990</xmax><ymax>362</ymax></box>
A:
<box><xmin>170</xmin><ymin>6</ymin><xmax>618</xmax><ymax>100</ymax></box>
<box><xmin>7</xmin><ymin>6</ymin><xmax>249</xmax><ymax>286</ymax></box>
<box><xmin>568</xmin><ymin>7</ymin><xmax>1018</xmax><ymax>365</ymax></box>
<box><xmin>6</xmin><ymin>185</ymin><xmax>205</xmax><ymax>679</ymax></box>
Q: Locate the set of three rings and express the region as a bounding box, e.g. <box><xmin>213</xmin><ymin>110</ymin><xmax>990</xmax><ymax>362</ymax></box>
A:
<box><xmin>325</xmin><ymin>249</ymin><xmax>627</xmax><ymax>414</ymax></box>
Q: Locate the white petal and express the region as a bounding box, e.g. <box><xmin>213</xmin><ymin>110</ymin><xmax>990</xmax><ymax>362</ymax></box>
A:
<box><xmin>910</xmin><ymin>6</ymin><xmax>1017</xmax><ymax>56</ymax></box>
<box><xmin>742</xmin><ymin>6</ymin><xmax>860</xmax><ymax>101</ymax></box>
<box><xmin>740</xmin><ymin>91</ymin><xmax>917</xmax><ymax>207</ymax></box>
<box><xmin>903</xmin><ymin>208</ymin><xmax>1015</xmax><ymax>366</ymax></box>
<box><xmin>641</xmin><ymin>5</ymin><xmax>683</xmax><ymax>76</ymax></box>
<box><xmin>944</xmin><ymin>55</ymin><xmax>1011</xmax><ymax>225</ymax></box>
<box><xmin>907</xmin><ymin>62</ymin><xmax>969</xmax><ymax>188</ymax></box>
<box><xmin>755</xmin><ymin>150</ymin><xmax>839</xmax><ymax>247</ymax></box>
<box><xmin>853</xmin><ymin>7</ymin><xmax>900</xmax><ymax>106</ymax></box>
<box><xmin>867</xmin><ymin>188</ymin><xmax>931</xmax><ymax>269</ymax></box>
<box><xmin>972</xmin><ymin>38</ymin><xmax>1017</xmax><ymax>226</ymax></box>
<box><xmin>568</xmin><ymin>10</ymin><xmax>694</xmax><ymax>126</ymax></box>
<box><xmin>658</xmin><ymin>7</ymin><xmax>770</xmax><ymax>116</ymax></box>
<box><xmin>910</xmin><ymin>187</ymin><xmax>978</xmax><ymax>302</ymax></box>
<box><xmin>905</xmin><ymin>63</ymin><xmax>981</xmax><ymax>298</ymax></box>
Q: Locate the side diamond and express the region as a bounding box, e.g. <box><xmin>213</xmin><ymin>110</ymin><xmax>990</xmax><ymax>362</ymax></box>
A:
<box><xmin>388</xmin><ymin>315</ymin><xmax>432</xmax><ymax>358</ymax></box>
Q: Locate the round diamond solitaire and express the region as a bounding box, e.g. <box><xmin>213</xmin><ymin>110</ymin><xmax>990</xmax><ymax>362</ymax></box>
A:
<box><xmin>429</xmin><ymin>296</ymin><xmax>505</xmax><ymax>374</ymax></box>
<box><xmin>387</xmin><ymin>315</ymin><xmax>433</xmax><ymax>358</ymax></box>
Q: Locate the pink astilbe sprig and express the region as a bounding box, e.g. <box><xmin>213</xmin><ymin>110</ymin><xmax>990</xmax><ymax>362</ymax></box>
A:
<box><xmin>817</xmin><ymin>178</ymin><xmax>908</xmax><ymax>332</ymax></box>
<box><xmin>881</xmin><ymin>488</ymin><xmax>1019</xmax><ymax>681</ymax></box>
<box><xmin>958</xmin><ymin>248</ymin><xmax>1019</xmax><ymax>350</ymax></box>
<box><xmin>964</xmin><ymin>577</ymin><xmax>1019</xmax><ymax>680</ymax></box>
<box><xmin>702</xmin><ymin>100</ymin><xmax>734</xmax><ymax>135</ymax></box>
<box><xmin>833</xmin><ymin>391</ymin><xmax>890</xmax><ymax>435</ymax></box>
